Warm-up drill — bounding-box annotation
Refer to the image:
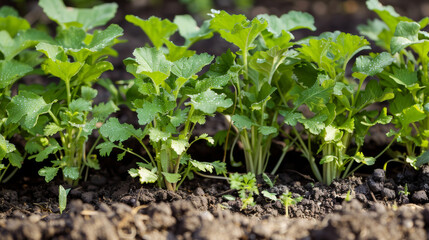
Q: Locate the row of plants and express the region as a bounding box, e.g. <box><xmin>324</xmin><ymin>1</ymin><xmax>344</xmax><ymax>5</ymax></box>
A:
<box><xmin>1</xmin><ymin>0</ymin><xmax>429</xmax><ymax>196</ymax></box>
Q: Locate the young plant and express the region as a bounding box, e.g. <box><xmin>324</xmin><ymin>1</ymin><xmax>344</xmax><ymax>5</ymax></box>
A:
<box><xmin>98</xmin><ymin>15</ymin><xmax>228</xmax><ymax>191</ymax></box>
<box><xmin>0</xmin><ymin>6</ymin><xmax>52</xmax><ymax>183</ymax></box>
<box><xmin>279</xmin><ymin>191</ymin><xmax>302</xmax><ymax>217</ymax></box>
<box><xmin>359</xmin><ymin>0</ymin><xmax>429</xmax><ymax>168</ymax></box>
<box><xmin>8</xmin><ymin>0</ymin><xmax>122</xmax><ymax>185</ymax></box>
<box><xmin>229</xmin><ymin>172</ymin><xmax>259</xmax><ymax>209</ymax></box>
<box><xmin>209</xmin><ymin>10</ymin><xmax>316</xmax><ymax>174</ymax></box>
<box><xmin>283</xmin><ymin>31</ymin><xmax>394</xmax><ymax>185</ymax></box>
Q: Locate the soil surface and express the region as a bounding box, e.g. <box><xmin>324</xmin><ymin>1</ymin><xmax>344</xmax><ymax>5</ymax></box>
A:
<box><xmin>2</xmin><ymin>165</ymin><xmax>429</xmax><ymax>239</ymax></box>
<box><xmin>3</xmin><ymin>0</ymin><xmax>429</xmax><ymax>239</ymax></box>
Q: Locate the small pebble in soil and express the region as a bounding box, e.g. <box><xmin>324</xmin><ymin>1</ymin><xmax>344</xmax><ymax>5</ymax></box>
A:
<box><xmin>194</xmin><ymin>187</ymin><xmax>205</xmax><ymax>196</ymax></box>
<box><xmin>372</xmin><ymin>169</ymin><xmax>385</xmax><ymax>182</ymax></box>
<box><xmin>368</xmin><ymin>178</ymin><xmax>383</xmax><ymax>193</ymax></box>
<box><xmin>81</xmin><ymin>191</ymin><xmax>96</xmax><ymax>203</ymax></box>
<box><xmin>411</xmin><ymin>190</ymin><xmax>429</xmax><ymax>203</ymax></box>
<box><xmin>381</xmin><ymin>188</ymin><xmax>396</xmax><ymax>200</ymax></box>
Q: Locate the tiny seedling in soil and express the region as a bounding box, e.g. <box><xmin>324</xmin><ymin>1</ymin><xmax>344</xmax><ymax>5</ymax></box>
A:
<box><xmin>58</xmin><ymin>185</ymin><xmax>70</xmax><ymax>214</ymax></box>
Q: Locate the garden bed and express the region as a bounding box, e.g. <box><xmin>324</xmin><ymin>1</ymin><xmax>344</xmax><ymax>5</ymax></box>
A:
<box><xmin>2</xmin><ymin>165</ymin><xmax>429</xmax><ymax>239</ymax></box>
<box><xmin>3</xmin><ymin>0</ymin><xmax>429</xmax><ymax>239</ymax></box>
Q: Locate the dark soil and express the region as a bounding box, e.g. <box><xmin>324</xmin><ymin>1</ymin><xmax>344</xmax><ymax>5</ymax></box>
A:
<box><xmin>3</xmin><ymin>0</ymin><xmax>429</xmax><ymax>239</ymax></box>
<box><xmin>2</xmin><ymin>165</ymin><xmax>429</xmax><ymax>239</ymax></box>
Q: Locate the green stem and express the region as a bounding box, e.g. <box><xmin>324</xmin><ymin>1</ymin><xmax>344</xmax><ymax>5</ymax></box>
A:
<box><xmin>375</xmin><ymin>135</ymin><xmax>397</xmax><ymax>159</ymax></box>
<box><xmin>293</xmin><ymin>127</ymin><xmax>322</xmax><ymax>182</ymax></box>
<box><xmin>0</xmin><ymin>163</ymin><xmax>10</xmax><ymax>183</ymax></box>
<box><xmin>271</xmin><ymin>138</ymin><xmax>297</xmax><ymax>175</ymax></box>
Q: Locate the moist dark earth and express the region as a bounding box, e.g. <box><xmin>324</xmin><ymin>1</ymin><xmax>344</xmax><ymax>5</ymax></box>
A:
<box><xmin>2</xmin><ymin>164</ymin><xmax>429</xmax><ymax>239</ymax></box>
<box><xmin>3</xmin><ymin>0</ymin><xmax>429</xmax><ymax>239</ymax></box>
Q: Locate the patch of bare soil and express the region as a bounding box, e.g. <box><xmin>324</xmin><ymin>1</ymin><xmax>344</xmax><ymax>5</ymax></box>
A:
<box><xmin>2</xmin><ymin>165</ymin><xmax>429</xmax><ymax>239</ymax></box>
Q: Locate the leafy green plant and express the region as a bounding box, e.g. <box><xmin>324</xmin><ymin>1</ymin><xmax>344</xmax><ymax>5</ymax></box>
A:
<box><xmin>229</xmin><ymin>172</ymin><xmax>259</xmax><ymax>209</ymax></box>
<box><xmin>98</xmin><ymin>15</ymin><xmax>228</xmax><ymax>191</ymax></box>
<box><xmin>0</xmin><ymin>6</ymin><xmax>52</xmax><ymax>183</ymax></box>
<box><xmin>209</xmin><ymin>10</ymin><xmax>316</xmax><ymax>174</ymax></box>
<box><xmin>359</xmin><ymin>0</ymin><xmax>429</xmax><ymax>169</ymax></box>
<box><xmin>282</xmin><ymin>30</ymin><xmax>394</xmax><ymax>185</ymax></box>
<box><xmin>8</xmin><ymin>0</ymin><xmax>122</xmax><ymax>185</ymax></box>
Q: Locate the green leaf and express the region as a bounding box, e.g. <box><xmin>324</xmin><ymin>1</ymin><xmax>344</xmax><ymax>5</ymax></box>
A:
<box><xmin>59</xmin><ymin>185</ymin><xmax>70</xmax><ymax>214</ymax></box>
<box><xmin>88</xmin><ymin>24</ymin><xmax>123</xmax><ymax>50</ymax></box>
<box><xmin>69</xmin><ymin>98</ymin><xmax>92</xmax><ymax>113</ymax></box>
<box><xmin>320</xmin><ymin>155</ymin><xmax>337</xmax><ymax>164</ymax></box>
<box><xmin>366</xmin><ymin>0</ymin><xmax>411</xmax><ymax>31</ymax></box>
<box><xmin>231</xmin><ymin>115</ymin><xmax>254</xmax><ymax>129</ymax></box>
<box><xmin>353</xmin><ymin>52</ymin><xmax>394</xmax><ymax>76</ymax></box>
<box><xmin>280</xmin><ymin>110</ymin><xmax>304</xmax><ymax>126</ymax></box>
<box><xmin>390</xmin><ymin>21</ymin><xmax>420</xmax><ymax>54</ymax></box>
<box><xmin>416</xmin><ymin>151</ymin><xmax>429</xmax><ymax>168</ymax></box>
<box><xmin>162</xmin><ymin>172</ymin><xmax>181</xmax><ymax>183</ymax></box>
<box><xmin>358</xmin><ymin>18</ymin><xmax>389</xmax><ymax>42</ymax></box>
<box><xmin>398</xmin><ymin>104</ymin><xmax>426</xmax><ymax>127</ymax></box>
<box><xmin>173</xmin><ymin>15</ymin><xmax>213</xmax><ymax>46</ymax></box>
<box><xmin>63</xmin><ymin>167</ymin><xmax>79</xmax><ymax>180</ymax></box>
<box><xmin>7</xmin><ymin>152</ymin><xmax>23</xmax><ymax>168</ymax></box>
<box><xmin>257</xmin><ymin>11</ymin><xmax>316</xmax><ymax>37</ymax></box>
<box><xmin>0</xmin><ymin>60</ymin><xmax>33</xmax><ymax>89</ymax></box>
<box><xmin>210</xmin><ymin>10</ymin><xmax>267</xmax><ymax>54</ymax></box>
<box><xmin>41</xmin><ymin>58</ymin><xmax>83</xmax><ymax>81</ymax></box>
<box><xmin>129</xmin><ymin>167</ymin><xmax>158</xmax><ymax>184</ymax></box>
<box><xmin>0</xmin><ymin>29</ymin><xmax>52</xmax><ymax>60</ymax></box>
<box><xmin>164</xmin><ymin>40</ymin><xmax>196</xmax><ymax>62</ymax></box>
<box><xmin>335</xmin><ymin>32</ymin><xmax>370</xmax><ymax>65</ymax></box>
<box><xmin>390</xmin><ymin>92</ymin><xmax>414</xmax><ymax>115</ymax></box>
<box><xmin>259</xmin><ymin>126</ymin><xmax>277</xmax><ymax>136</ymax></box>
<box><xmin>96</xmin><ymin>141</ymin><xmax>116</xmax><ymax>157</ymax></box>
<box><xmin>323</xmin><ymin>125</ymin><xmax>343</xmax><ymax>143</ymax></box>
<box><xmin>211</xmin><ymin>161</ymin><xmax>227</xmax><ymax>175</ymax></box>
<box><xmin>81</xmin><ymin>86</ymin><xmax>98</xmax><ymax>100</ymax></box>
<box><xmin>100</xmin><ymin>118</ymin><xmax>144</xmax><ymax>142</ymax></box>
<box><xmin>388</xmin><ymin>67</ymin><xmax>418</xmax><ymax>87</ymax></box>
<box><xmin>125</xmin><ymin>15</ymin><xmax>177</xmax><ymax>48</ymax></box>
<box><xmin>39</xmin><ymin>167</ymin><xmax>59</xmax><ymax>182</ymax></box>
<box><xmin>196</xmin><ymin>133</ymin><xmax>214</xmax><ymax>145</ymax></box>
<box><xmin>76</xmin><ymin>62</ymin><xmax>114</xmax><ymax>85</ymax></box>
<box><xmin>262</xmin><ymin>173</ymin><xmax>274</xmax><ymax>188</ymax></box>
<box><xmin>190</xmin><ymin>160</ymin><xmax>214</xmax><ymax>173</ymax></box>
<box><xmin>39</xmin><ymin>0</ymin><xmax>118</xmax><ymax>30</ymax></box>
<box><xmin>298</xmin><ymin>114</ymin><xmax>328</xmax><ymax>135</ymax></box>
<box><xmin>32</xmin><ymin>144</ymin><xmax>60</xmax><ymax>162</ymax></box>
<box><xmin>0</xmin><ymin>16</ymin><xmax>30</xmax><ymax>37</ymax></box>
<box><xmin>0</xmin><ymin>6</ymin><xmax>19</xmax><ymax>18</ymax></box>
<box><xmin>171</xmin><ymin>53</ymin><xmax>214</xmax><ymax>83</ymax></box>
<box><xmin>188</xmin><ymin>89</ymin><xmax>232</xmax><ymax>114</ymax></box>
<box><xmin>294</xmin><ymin>80</ymin><xmax>334</xmax><ymax>112</ymax></box>
<box><xmin>132</xmin><ymin>47</ymin><xmax>172</xmax><ymax>94</ymax></box>
<box><xmin>136</xmin><ymin>101</ymin><xmax>162</xmax><ymax>126</ymax></box>
<box><xmin>262</xmin><ymin>190</ymin><xmax>277</xmax><ymax>201</ymax></box>
<box><xmin>92</xmin><ymin>101</ymin><xmax>118</xmax><ymax>121</ymax></box>
<box><xmin>149</xmin><ymin>128</ymin><xmax>171</xmax><ymax>142</ymax></box>
<box><xmin>44</xmin><ymin>123</ymin><xmax>64</xmax><ymax>136</ymax></box>
<box><xmin>170</xmin><ymin>139</ymin><xmax>188</xmax><ymax>155</ymax></box>
<box><xmin>6</xmin><ymin>91</ymin><xmax>52</xmax><ymax>129</ymax></box>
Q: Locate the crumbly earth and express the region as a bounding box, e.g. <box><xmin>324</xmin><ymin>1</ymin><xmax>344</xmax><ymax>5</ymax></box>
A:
<box><xmin>1</xmin><ymin>165</ymin><xmax>429</xmax><ymax>240</ymax></box>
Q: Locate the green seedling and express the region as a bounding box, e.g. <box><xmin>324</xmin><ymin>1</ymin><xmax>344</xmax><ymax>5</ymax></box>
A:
<box><xmin>399</xmin><ymin>183</ymin><xmax>410</xmax><ymax>196</ymax></box>
<box><xmin>58</xmin><ymin>185</ymin><xmax>70</xmax><ymax>214</ymax></box>
<box><xmin>280</xmin><ymin>191</ymin><xmax>302</xmax><ymax>217</ymax></box>
<box><xmin>229</xmin><ymin>172</ymin><xmax>259</xmax><ymax>209</ymax></box>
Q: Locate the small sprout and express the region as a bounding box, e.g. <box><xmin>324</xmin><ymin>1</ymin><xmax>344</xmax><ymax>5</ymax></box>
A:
<box><xmin>279</xmin><ymin>191</ymin><xmax>302</xmax><ymax>217</ymax></box>
<box><xmin>399</xmin><ymin>183</ymin><xmax>410</xmax><ymax>196</ymax></box>
<box><xmin>229</xmin><ymin>172</ymin><xmax>259</xmax><ymax>210</ymax></box>
<box><xmin>58</xmin><ymin>185</ymin><xmax>70</xmax><ymax>214</ymax></box>
<box><xmin>262</xmin><ymin>173</ymin><xmax>274</xmax><ymax>188</ymax></box>
<box><xmin>345</xmin><ymin>190</ymin><xmax>352</xmax><ymax>202</ymax></box>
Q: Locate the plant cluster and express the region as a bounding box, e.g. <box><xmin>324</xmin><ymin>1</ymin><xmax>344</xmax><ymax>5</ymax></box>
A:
<box><xmin>2</xmin><ymin>0</ymin><xmax>429</xmax><ymax>200</ymax></box>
